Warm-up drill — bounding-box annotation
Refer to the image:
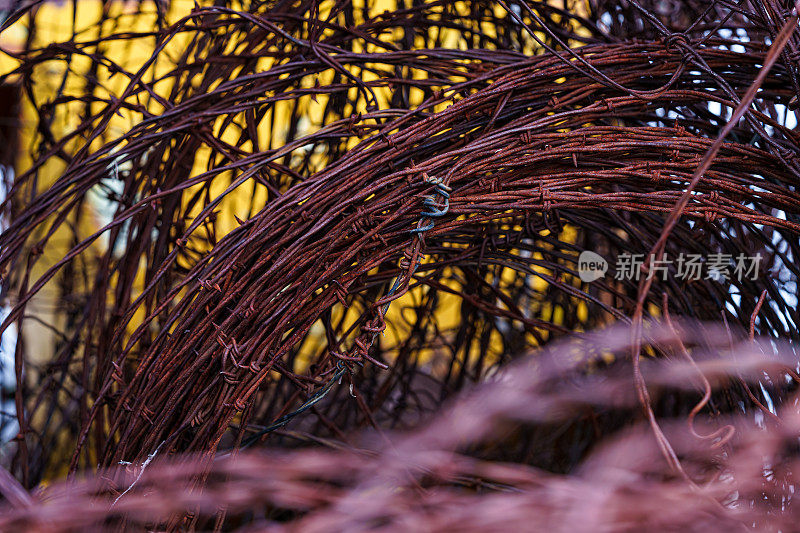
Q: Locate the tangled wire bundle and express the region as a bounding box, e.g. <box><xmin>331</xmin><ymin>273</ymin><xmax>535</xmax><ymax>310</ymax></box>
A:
<box><xmin>1</xmin><ymin>0</ymin><xmax>800</xmax><ymax>528</ymax></box>
<box><xmin>2</xmin><ymin>322</ymin><xmax>800</xmax><ymax>530</ymax></box>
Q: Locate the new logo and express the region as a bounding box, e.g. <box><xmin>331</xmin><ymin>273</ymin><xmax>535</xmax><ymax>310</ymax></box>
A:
<box><xmin>578</xmin><ymin>251</ymin><xmax>608</xmax><ymax>283</ymax></box>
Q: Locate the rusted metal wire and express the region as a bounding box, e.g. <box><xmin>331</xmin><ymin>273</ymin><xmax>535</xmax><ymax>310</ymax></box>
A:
<box><xmin>0</xmin><ymin>3</ymin><xmax>798</xmax><ymax>518</ymax></box>
<box><xmin>0</xmin><ymin>321</ymin><xmax>799</xmax><ymax>531</ymax></box>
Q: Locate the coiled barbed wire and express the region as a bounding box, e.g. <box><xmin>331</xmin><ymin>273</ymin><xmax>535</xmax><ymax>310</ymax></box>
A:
<box><xmin>0</xmin><ymin>0</ymin><xmax>798</xmax><ymax>495</ymax></box>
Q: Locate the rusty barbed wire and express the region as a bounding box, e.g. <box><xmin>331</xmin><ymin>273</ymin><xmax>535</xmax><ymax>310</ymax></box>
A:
<box><xmin>0</xmin><ymin>321</ymin><xmax>798</xmax><ymax>531</ymax></box>
<box><xmin>0</xmin><ymin>4</ymin><xmax>798</xmax><ymax>525</ymax></box>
